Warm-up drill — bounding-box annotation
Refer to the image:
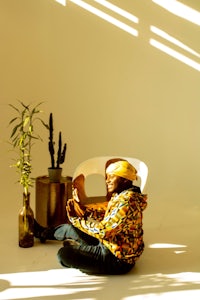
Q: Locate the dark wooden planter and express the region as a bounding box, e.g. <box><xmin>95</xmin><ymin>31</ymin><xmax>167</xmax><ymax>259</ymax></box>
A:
<box><xmin>35</xmin><ymin>175</ymin><xmax>72</xmax><ymax>227</ymax></box>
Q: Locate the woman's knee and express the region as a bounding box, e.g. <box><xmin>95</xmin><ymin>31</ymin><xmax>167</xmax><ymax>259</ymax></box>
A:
<box><xmin>54</xmin><ymin>224</ymin><xmax>74</xmax><ymax>241</ymax></box>
<box><xmin>57</xmin><ymin>246</ymin><xmax>71</xmax><ymax>267</ymax></box>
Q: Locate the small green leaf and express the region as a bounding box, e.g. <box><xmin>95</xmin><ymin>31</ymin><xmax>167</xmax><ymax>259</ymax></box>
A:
<box><xmin>9</xmin><ymin>117</ymin><xmax>19</xmax><ymax>125</ymax></box>
<box><xmin>9</xmin><ymin>104</ymin><xmax>20</xmax><ymax>113</ymax></box>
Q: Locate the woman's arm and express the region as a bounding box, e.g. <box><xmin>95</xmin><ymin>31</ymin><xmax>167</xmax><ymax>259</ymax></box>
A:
<box><xmin>69</xmin><ymin>192</ymin><xmax>129</xmax><ymax>239</ymax></box>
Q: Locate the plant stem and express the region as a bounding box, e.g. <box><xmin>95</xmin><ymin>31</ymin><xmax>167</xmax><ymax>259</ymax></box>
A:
<box><xmin>48</xmin><ymin>113</ymin><xmax>55</xmax><ymax>168</ymax></box>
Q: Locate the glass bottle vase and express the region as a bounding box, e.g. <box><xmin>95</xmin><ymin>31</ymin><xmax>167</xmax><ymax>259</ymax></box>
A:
<box><xmin>19</xmin><ymin>193</ymin><xmax>34</xmax><ymax>248</ymax></box>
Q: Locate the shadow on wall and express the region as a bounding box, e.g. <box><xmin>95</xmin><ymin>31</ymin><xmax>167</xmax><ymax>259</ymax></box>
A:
<box><xmin>56</xmin><ymin>0</ymin><xmax>200</xmax><ymax>72</ymax></box>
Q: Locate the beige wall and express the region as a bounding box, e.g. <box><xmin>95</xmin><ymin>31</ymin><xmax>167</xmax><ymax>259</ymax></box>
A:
<box><xmin>1</xmin><ymin>0</ymin><xmax>200</xmax><ymax>228</ymax></box>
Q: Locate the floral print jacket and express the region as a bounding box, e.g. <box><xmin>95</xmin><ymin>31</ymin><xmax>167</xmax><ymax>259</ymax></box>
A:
<box><xmin>69</xmin><ymin>188</ymin><xmax>148</xmax><ymax>265</ymax></box>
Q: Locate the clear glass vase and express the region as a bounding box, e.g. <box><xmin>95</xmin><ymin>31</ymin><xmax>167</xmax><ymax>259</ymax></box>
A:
<box><xmin>19</xmin><ymin>193</ymin><xmax>34</xmax><ymax>248</ymax></box>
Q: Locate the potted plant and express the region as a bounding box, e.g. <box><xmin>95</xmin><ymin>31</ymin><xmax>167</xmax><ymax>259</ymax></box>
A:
<box><xmin>48</xmin><ymin>112</ymin><xmax>67</xmax><ymax>182</ymax></box>
<box><xmin>9</xmin><ymin>101</ymin><xmax>48</xmax><ymax>247</ymax></box>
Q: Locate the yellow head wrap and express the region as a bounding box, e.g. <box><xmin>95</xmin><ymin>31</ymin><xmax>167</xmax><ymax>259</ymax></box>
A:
<box><xmin>106</xmin><ymin>160</ymin><xmax>137</xmax><ymax>181</ymax></box>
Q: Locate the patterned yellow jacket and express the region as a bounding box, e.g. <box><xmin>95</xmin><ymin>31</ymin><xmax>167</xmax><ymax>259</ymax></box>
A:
<box><xmin>69</xmin><ymin>188</ymin><xmax>147</xmax><ymax>265</ymax></box>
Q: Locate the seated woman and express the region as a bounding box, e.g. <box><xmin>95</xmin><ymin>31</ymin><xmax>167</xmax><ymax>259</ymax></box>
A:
<box><xmin>34</xmin><ymin>159</ymin><xmax>148</xmax><ymax>275</ymax></box>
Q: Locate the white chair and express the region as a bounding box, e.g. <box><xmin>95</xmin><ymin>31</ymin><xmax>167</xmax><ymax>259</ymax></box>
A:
<box><xmin>72</xmin><ymin>156</ymin><xmax>148</xmax><ymax>204</ymax></box>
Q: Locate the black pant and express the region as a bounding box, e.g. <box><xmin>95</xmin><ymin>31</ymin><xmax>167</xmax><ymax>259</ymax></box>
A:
<box><xmin>55</xmin><ymin>224</ymin><xmax>134</xmax><ymax>275</ymax></box>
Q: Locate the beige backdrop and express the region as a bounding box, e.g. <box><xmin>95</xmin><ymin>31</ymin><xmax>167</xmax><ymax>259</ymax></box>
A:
<box><xmin>0</xmin><ymin>0</ymin><xmax>200</xmax><ymax>233</ymax></box>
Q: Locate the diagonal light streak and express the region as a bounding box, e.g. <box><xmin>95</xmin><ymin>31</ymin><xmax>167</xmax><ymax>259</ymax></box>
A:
<box><xmin>152</xmin><ymin>0</ymin><xmax>200</xmax><ymax>26</ymax></box>
<box><xmin>70</xmin><ymin>0</ymin><xmax>138</xmax><ymax>36</ymax></box>
<box><xmin>56</xmin><ymin>0</ymin><xmax>200</xmax><ymax>72</ymax></box>
<box><xmin>94</xmin><ymin>0</ymin><xmax>138</xmax><ymax>23</ymax></box>
<box><xmin>150</xmin><ymin>38</ymin><xmax>200</xmax><ymax>71</ymax></box>
<box><xmin>55</xmin><ymin>0</ymin><xmax>66</xmax><ymax>5</ymax></box>
<box><xmin>151</xmin><ymin>26</ymin><xmax>200</xmax><ymax>58</ymax></box>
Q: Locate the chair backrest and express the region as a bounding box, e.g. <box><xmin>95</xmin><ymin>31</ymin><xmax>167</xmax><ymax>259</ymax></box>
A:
<box><xmin>73</xmin><ymin>156</ymin><xmax>148</xmax><ymax>194</ymax></box>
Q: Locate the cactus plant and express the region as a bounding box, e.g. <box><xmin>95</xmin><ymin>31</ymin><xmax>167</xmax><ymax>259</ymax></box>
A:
<box><xmin>48</xmin><ymin>112</ymin><xmax>67</xmax><ymax>169</ymax></box>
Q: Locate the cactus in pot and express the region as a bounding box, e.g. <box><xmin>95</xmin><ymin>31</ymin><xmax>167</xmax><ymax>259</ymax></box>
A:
<box><xmin>48</xmin><ymin>113</ymin><xmax>67</xmax><ymax>182</ymax></box>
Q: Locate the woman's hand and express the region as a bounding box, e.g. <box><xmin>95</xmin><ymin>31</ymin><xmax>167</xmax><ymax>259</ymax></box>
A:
<box><xmin>67</xmin><ymin>197</ymin><xmax>85</xmax><ymax>218</ymax></box>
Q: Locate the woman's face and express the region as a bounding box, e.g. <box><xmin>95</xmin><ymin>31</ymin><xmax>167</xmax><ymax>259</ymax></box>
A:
<box><xmin>106</xmin><ymin>174</ymin><xmax>129</xmax><ymax>194</ymax></box>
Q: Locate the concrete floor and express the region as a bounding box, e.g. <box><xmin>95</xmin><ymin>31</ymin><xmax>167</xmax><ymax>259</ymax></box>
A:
<box><xmin>0</xmin><ymin>190</ymin><xmax>200</xmax><ymax>300</ymax></box>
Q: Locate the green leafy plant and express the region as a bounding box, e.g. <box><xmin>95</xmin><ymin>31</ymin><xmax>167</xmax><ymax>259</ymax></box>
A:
<box><xmin>48</xmin><ymin>112</ymin><xmax>67</xmax><ymax>169</ymax></box>
<box><xmin>9</xmin><ymin>101</ymin><xmax>48</xmax><ymax>195</ymax></box>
